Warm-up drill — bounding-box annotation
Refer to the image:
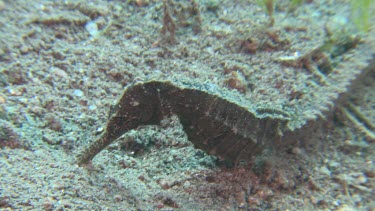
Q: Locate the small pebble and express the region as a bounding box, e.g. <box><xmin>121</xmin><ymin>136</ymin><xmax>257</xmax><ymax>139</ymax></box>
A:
<box><xmin>364</xmin><ymin>169</ymin><xmax>375</xmax><ymax>178</ymax></box>
<box><xmin>0</xmin><ymin>1</ymin><xmax>5</xmax><ymax>11</ymax></box>
<box><xmin>8</xmin><ymin>89</ymin><xmax>22</xmax><ymax>96</ymax></box>
<box><xmin>52</xmin><ymin>67</ymin><xmax>69</xmax><ymax>79</ymax></box>
<box><xmin>319</xmin><ymin>166</ymin><xmax>331</xmax><ymax>176</ymax></box>
<box><xmin>0</xmin><ymin>95</ymin><xmax>6</xmax><ymax>104</ymax></box>
<box><xmin>20</xmin><ymin>46</ymin><xmax>29</xmax><ymax>54</ymax></box>
<box><xmin>85</xmin><ymin>21</ymin><xmax>99</xmax><ymax>37</ymax></box>
<box><xmin>43</xmin><ymin>197</ymin><xmax>55</xmax><ymax>210</ymax></box>
<box><xmin>88</xmin><ymin>105</ymin><xmax>97</xmax><ymax>110</ymax></box>
<box><xmin>328</xmin><ymin>161</ymin><xmax>340</xmax><ymax>169</ymax></box>
<box><xmin>114</xmin><ymin>194</ymin><xmax>122</xmax><ymax>202</ymax></box>
<box><xmin>291</xmin><ymin>147</ymin><xmax>302</xmax><ymax>155</ymax></box>
<box><xmin>354</xmin><ymin>173</ymin><xmax>367</xmax><ymax>184</ymax></box>
<box><xmin>73</xmin><ymin>89</ymin><xmax>84</xmax><ymax>97</ymax></box>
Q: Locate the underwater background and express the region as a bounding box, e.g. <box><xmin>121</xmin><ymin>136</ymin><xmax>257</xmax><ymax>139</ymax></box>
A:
<box><xmin>0</xmin><ymin>0</ymin><xmax>374</xmax><ymax>210</ymax></box>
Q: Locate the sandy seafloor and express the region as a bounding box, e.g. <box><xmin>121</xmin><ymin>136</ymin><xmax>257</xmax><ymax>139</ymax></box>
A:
<box><xmin>0</xmin><ymin>0</ymin><xmax>374</xmax><ymax>210</ymax></box>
